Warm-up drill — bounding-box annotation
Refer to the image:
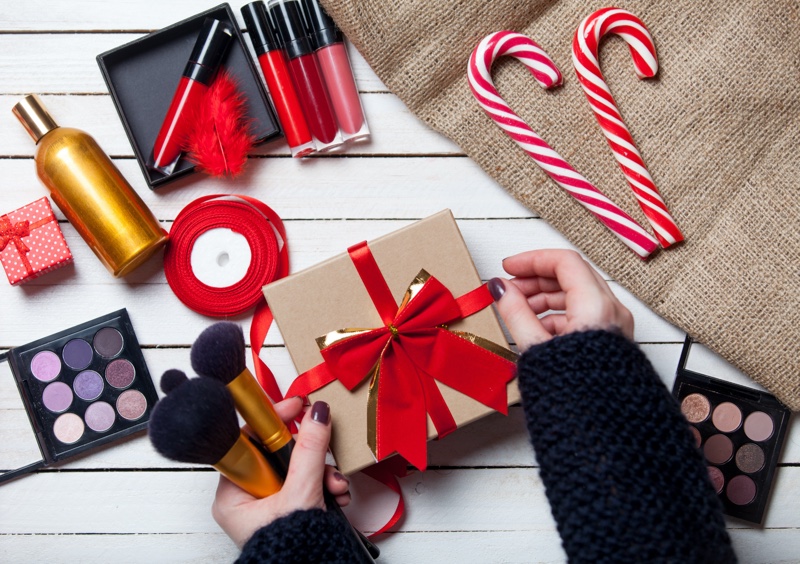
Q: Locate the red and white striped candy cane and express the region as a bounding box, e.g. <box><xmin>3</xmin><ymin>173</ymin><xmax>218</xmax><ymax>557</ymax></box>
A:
<box><xmin>572</xmin><ymin>7</ymin><xmax>684</xmax><ymax>247</ymax></box>
<box><xmin>468</xmin><ymin>30</ymin><xmax>659</xmax><ymax>258</ymax></box>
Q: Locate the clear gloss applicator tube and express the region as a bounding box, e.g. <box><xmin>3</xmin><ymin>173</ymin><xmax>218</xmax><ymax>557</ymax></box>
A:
<box><xmin>267</xmin><ymin>0</ymin><xmax>342</xmax><ymax>151</ymax></box>
<box><xmin>301</xmin><ymin>0</ymin><xmax>369</xmax><ymax>142</ymax></box>
<box><xmin>149</xmin><ymin>18</ymin><xmax>233</xmax><ymax>175</ymax></box>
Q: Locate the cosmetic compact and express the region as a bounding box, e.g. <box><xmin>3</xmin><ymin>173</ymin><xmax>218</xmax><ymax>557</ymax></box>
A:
<box><xmin>96</xmin><ymin>3</ymin><xmax>281</xmax><ymax>189</ymax></box>
<box><xmin>0</xmin><ymin>309</ymin><xmax>159</xmax><ymax>483</ymax></box>
<box><xmin>673</xmin><ymin>336</ymin><xmax>791</xmax><ymax>523</ymax></box>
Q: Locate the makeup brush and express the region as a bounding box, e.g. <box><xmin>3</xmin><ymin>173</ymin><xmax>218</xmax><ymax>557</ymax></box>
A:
<box><xmin>148</xmin><ymin>371</ymin><xmax>283</xmax><ymax>499</ymax></box>
<box><xmin>190</xmin><ymin>322</ymin><xmax>295</xmax><ymax>471</ymax></box>
<box><xmin>159</xmin><ymin>368</ymin><xmax>189</xmax><ymax>394</ymax></box>
<box><xmin>190</xmin><ymin>322</ymin><xmax>380</xmax><ymax>561</ymax></box>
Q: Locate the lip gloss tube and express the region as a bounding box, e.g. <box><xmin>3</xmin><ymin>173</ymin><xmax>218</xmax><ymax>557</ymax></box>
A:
<box><xmin>267</xmin><ymin>0</ymin><xmax>342</xmax><ymax>150</ymax></box>
<box><xmin>301</xmin><ymin>0</ymin><xmax>369</xmax><ymax>142</ymax></box>
<box><xmin>241</xmin><ymin>2</ymin><xmax>316</xmax><ymax>158</ymax></box>
<box><xmin>149</xmin><ymin>18</ymin><xmax>233</xmax><ymax>175</ymax></box>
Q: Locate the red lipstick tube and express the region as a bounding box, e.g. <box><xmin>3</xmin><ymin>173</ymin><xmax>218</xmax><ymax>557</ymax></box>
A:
<box><xmin>149</xmin><ymin>18</ymin><xmax>233</xmax><ymax>175</ymax></box>
<box><xmin>267</xmin><ymin>0</ymin><xmax>342</xmax><ymax>151</ymax></box>
<box><xmin>241</xmin><ymin>2</ymin><xmax>315</xmax><ymax>158</ymax></box>
<box><xmin>301</xmin><ymin>0</ymin><xmax>369</xmax><ymax>142</ymax></box>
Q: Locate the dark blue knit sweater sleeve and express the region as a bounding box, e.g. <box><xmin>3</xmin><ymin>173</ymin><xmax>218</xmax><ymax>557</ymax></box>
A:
<box><xmin>517</xmin><ymin>330</ymin><xmax>736</xmax><ymax>563</ymax></box>
<box><xmin>236</xmin><ymin>508</ymin><xmax>363</xmax><ymax>563</ymax></box>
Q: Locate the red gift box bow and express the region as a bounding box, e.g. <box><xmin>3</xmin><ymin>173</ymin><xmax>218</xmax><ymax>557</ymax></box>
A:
<box><xmin>0</xmin><ymin>214</ymin><xmax>52</xmax><ymax>274</ymax></box>
<box><xmin>287</xmin><ymin>241</ymin><xmax>518</xmax><ymax>471</ymax></box>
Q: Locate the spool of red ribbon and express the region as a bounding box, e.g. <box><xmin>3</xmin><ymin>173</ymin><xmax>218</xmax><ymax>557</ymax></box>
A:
<box><xmin>164</xmin><ymin>194</ymin><xmax>288</xmax><ymax>317</ymax></box>
<box><xmin>164</xmin><ymin>194</ymin><xmax>289</xmax><ymax>401</ymax></box>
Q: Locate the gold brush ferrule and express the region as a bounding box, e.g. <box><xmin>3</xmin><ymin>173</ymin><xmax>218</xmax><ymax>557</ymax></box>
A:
<box><xmin>214</xmin><ymin>431</ymin><xmax>283</xmax><ymax>498</ymax></box>
<box><xmin>227</xmin><ymin>369</ymin><xmax>293</xmax><ymax>453</ymax></box>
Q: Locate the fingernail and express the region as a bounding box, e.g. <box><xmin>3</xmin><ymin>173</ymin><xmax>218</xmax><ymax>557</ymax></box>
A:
<box><xmin>488</xmin><ymin>278</ymin><xmax>505</xmax><ymax>301</ymax></box>
<box><xmin>333</xmin><ymin>471</ymin><xmax>349</xmax><ymax>483</ymax></box>
<box><xmin>311</xmin><ymin>401</ymin><xmax>330</xmax><ymax>424</ymax></box>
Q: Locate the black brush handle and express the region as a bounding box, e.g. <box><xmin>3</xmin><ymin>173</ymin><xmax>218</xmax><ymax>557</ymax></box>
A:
<box><xmin>266</xmin><ymin>440</ymin><xmax>379</xmax><ymax>561</ymax></box>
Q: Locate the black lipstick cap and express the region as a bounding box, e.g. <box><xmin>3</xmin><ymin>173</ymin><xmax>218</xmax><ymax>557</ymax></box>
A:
<box><xmin>183</xmin><ymin>18</ymin><xmax>234</xmax><ymax>84</ymax></box>
<box><xmin>267</xmin><ymin>0</ymin><xmax>313</xmax><ymax>60</ymax></box>
<box><xmin>241</xmin><ymin>2</ymin><xmax>281</xmax><ymax>56</ymax></box>
<box><xmin>300</xmin><ymin>0</ymin><xmax>342</xmax><ymax>50</ymax></box>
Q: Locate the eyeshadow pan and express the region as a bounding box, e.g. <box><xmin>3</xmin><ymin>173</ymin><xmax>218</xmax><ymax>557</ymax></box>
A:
<box><xmin>73</xmin><ymin>370</ymin><xmax>104</xmax><ymax>401</ymax></box>
<box><xmin>744</xmin><ymin>411</ymin><xmax>774</xmax><ymax>442</ymax></box>
<box><xmin>727</xmin><ymin>475</ymin><xmax>757</xmax><ymax>505</ymax></box>
<box><xmin>117</xmin><ymin>389</ymin><xmax>147</xmax><ymax>421</ymax></box>
<box><xmin>62</xmin><ymin>338</ymin><xmax>93</xmax><ymax>370</ymax></box>
<box><xmin>53</xmin><ymin>413</ymin><xmax>84</xmax><ymax>444</ymax></box>
<box><xmin>707</xmin><ymin>466</ymin><xmax>725</xmax><ymax>494</ymax></box>
<box><xmin>736</xmin><ymin>443</ymin><xmax>766</xmax><ymax>474</ymax></box>
<box><xmin>30</xmin><ymin>351</ymin><xmax>61</xmax><ymax>382</ymax></box>
<box><xmin>712</xmin><ymin>402</ymin><xmax>742</xmax><ymax>433</ymax></box>
<box><xmin>85</xmin><ymin>401</ymin><xmax>116</xmax><ymax>433</ymax></box>
<box><xmin>681</xmin><ymin>393</ymin><xmax>710</xmax><ymax>423</ymax></box>
<box><xmin>42</xmin><ymin>381</ymin><xmax>73</xmax><ymax>413</ymax></box>
<box><xmin>93</xmin><ymin>327</ymin><xmax>124</xmax><ymax>358</ymax></box>
<box><xmin>704</xmin><ymin>434</ymin><xmax>733</xmax><ymax>465</ymax></box>
<box><xmin>106</xmin><ymin>359</ymin><xmax>135</xmax><ymax>389</ymax></box>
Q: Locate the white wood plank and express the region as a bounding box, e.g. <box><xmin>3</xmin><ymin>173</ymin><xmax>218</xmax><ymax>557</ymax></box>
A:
<box><xmin>2</xmin><ymin>528</ymin><xmax>800</xmax><ymax>564</ymax></box>
<box><xmin>2</xmin><ymin>467</ymin><xmax>799</xmax><ymax>536</ymax></box>
<box><xmin>0</xmin><ymin>35</ymin><xmax>385</xmax><ymax>94</ymax></box>
<box><xmin>4</xmin><ymin>343</ymin><xmax>797</xmax><ymax>472</ymax></box>
<box><xmin>0</xmin><ymin>93</ymin><xmax>461</xmax><ymax>158</ymax></box>
<box><xmin>0</xmin><ymin>157</ymin><xmax>530</xmax><ymax>221</ymax></box>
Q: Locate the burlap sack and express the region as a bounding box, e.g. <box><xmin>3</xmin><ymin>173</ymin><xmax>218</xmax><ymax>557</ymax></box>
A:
<box><xmin>321</xmin><ymin>0</ymin><xmax>800</xmax><ymax>409</ymax></box>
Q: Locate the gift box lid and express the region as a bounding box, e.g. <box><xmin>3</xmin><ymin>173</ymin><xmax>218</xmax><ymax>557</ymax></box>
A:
<box><xmin>96</xmin><ymin>3</ymin><xmax>282</xmax><ymax>190</ymax></box>
<box><xmin>264</xmin><ymin>209</ymin><xmax>519</xmax><ymax>474</ymax></box>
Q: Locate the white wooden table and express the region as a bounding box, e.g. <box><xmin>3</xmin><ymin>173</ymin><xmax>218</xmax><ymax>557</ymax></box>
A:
<box><xmin>1</xmin><ymin>3</ymin><xmax>798</xmax><ymax>562</ymax></box>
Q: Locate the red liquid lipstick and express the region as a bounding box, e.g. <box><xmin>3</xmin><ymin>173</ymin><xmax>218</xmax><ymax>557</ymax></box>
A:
<box><xmin>149</xmin><ymin>18</ymin><xmax>233</xmax><ymax>175</ymax></box>
<box><xmin>267</xmin><ymin>0</ymin><xmax>342</xmax><ymax>150</ymax></box>
<box><xmin>301</xmin><ymin>0</ymin><xmax>369</xmax><ymax>142</ymax></box>
<box><xmin>241</xmin><ymin>2</ymin><xmax>315</xmax><ymax>157</ymax></box>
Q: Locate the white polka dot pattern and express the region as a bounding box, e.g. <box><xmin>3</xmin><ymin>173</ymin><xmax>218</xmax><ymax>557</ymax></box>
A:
<box><xmin>0</xmin><ymin>197</ymin><xmax>73</xmax><ymax>285</ymax></box>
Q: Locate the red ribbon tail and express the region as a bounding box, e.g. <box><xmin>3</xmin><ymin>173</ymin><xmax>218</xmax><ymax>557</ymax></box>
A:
<box><xmin>360</xmin><ymin>457</ymin><xmax>409</xmax><ymax>537</ymax></box>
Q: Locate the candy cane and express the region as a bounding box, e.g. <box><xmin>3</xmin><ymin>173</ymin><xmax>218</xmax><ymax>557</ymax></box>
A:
<box><xmin>573</xmin><ymin>7</ymin><xmax>684</xmax><ymax>247</ymax></box>
<box><xmin>468</xmin><ymin>30</ymin><xmax>659</xmax><ymax>259</ymax></box>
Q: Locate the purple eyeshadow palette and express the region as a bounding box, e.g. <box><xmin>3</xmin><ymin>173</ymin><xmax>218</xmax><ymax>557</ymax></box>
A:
<box><xmin>673</xmin><ymin>336</ymin><xmax>791</xmax><ymax>524</ymax></box>
<box><xmin>0</xmin><ymin>309</ymin><xmax>158</xmax><ymax>483</ymax></box>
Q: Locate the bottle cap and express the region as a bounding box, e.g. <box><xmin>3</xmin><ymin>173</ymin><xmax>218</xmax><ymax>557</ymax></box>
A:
<box><xmin>184</xmin><ymin>18</ymin><xmax>234</xmax><ymax>84</ymax></box>
<box><xmin>241</xmin><ymin>2</ymin><xmax>281</xmax><ymax>56</ymax></box>
<box><xmin>267</xmin><ymin>0</ymin><xmax>313</xmax><ymax>60</ymax></box>
<box><xmin>301</xmin><ymin>0</ymin><xmax>342</xmax><ymax>49</ymax></box>
<box><xmin>12</xmin><ymin>94</ymin><xmax>59</xmax><ymax>144</ymax></box>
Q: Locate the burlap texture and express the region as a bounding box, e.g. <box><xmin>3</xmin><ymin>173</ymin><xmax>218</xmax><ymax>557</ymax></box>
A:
<box><xmin>321</xmin><ymin>0</ymin><xmax>800</xmax><ymax>409</ymax></box>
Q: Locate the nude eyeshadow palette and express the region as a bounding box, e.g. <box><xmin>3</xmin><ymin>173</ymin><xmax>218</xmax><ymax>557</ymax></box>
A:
<box><xmin>0</xmin><ymin>309</ymin><xmax>158</xmax><ymax>483</ymax></box>
<box><xmin>672</xmin><ymin>337</ymin><xmax>791</xmax><ymax>524</ymax></box>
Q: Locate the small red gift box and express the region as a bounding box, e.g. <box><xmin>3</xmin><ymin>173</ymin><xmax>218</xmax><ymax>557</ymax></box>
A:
<box><xmin>0</xmin><ymin>197</ymin><xmax>73</xmax><ymax>285</ymax></box>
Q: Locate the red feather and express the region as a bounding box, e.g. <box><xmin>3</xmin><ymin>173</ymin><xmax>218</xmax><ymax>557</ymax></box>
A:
<box><xmin>183</xmin><ymin>70</ymin><xmax>256</xmax><ymax>177</ymax></box>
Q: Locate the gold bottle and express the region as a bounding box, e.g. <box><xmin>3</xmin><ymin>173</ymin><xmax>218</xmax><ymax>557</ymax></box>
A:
<box><xmin>12</xmin><ymin>95</ymin><xmax>167</xmax><ymax>277</ymax></box>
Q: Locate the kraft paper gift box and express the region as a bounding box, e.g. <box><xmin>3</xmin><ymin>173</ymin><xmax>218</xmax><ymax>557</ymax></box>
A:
<box><xmin>263</xmin><ymin>209</ymin><xmax>519</xmax><ymax>475</ymax></box>
<box><xmin>1</xmin><ymin>197</ymin><xmax>72</xmax><ymax>285</ymax></box>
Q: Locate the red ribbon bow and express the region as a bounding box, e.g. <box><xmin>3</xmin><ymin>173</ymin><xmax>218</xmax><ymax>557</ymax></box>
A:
<box><xmin>288</xmin><ymin>242</ymin><xmax>517</xmax><ymax>471</ymax></box>
<box><xmin>0</xmin><ymin>216</ymin><xmax>31</xmax><ymax>254</ymax></box>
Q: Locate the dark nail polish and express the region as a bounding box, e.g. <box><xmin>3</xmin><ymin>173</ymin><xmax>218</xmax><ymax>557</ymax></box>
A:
<box><xmin>333</xmin><ymin>471</ymin><xmax>349</xmax><ymax>483</ymax></box>
<box><xmin>488</xmin><ymin>278</ymin><xmax>505</xmax><ymax>301</ymax></box>
<box><xmin>311</xmin><ymin>401</ymin><xmax>330</xmax><ymax>424</ymax></box>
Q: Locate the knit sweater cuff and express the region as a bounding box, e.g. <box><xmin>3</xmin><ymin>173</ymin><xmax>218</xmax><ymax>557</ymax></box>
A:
<box><xmin>236</xmin><ymin>508</ymin><xmax>362</xmax><ymax>564</ymax></box>
<box><xmin>517</xmin><ymin>330</ymin><xmax>735</xmax><ymax>563</ymax></box>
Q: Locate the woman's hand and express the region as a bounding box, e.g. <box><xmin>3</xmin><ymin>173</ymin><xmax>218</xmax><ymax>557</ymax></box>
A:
<box><xmin>211</xmin><ymin>398</ymin><xmax>351</xmax><ymax>548</ymax></box>
<box><xmin>489</xmin><ymin>249</ymin><xmax>634</xmax><ymax>352</ymax></box>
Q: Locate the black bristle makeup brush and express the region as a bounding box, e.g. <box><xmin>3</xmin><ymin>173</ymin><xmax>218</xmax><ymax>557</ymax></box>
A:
<box><xmin>190</xmin><ymin>322</ymin><xmax>295</xmax><ymax>472</ymax></box>
<box><xmin>191</xmin><ymin>322</ymin><xmax>380</xmax><ymax>561</ymax></box>
<box><xmin>148</xmin><ymin>371</ymin><xmax>283</xmax><ymax>498</ymax></box>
